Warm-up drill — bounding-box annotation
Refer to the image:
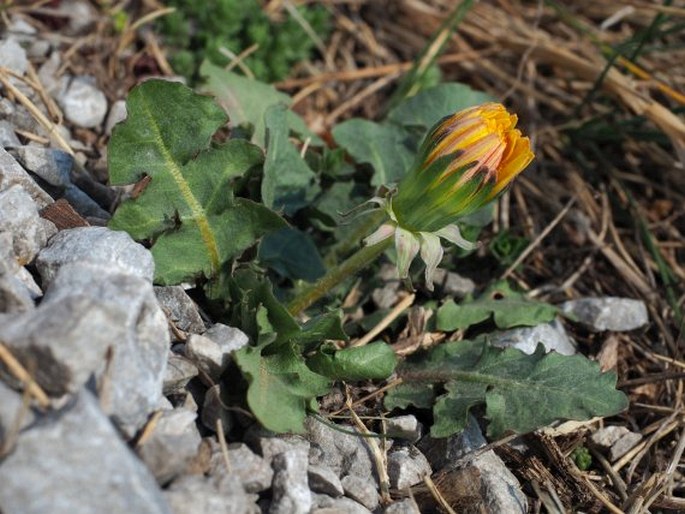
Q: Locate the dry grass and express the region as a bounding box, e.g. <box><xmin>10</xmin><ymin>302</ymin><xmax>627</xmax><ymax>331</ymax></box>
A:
<box><xmin>5</xmin><ymin>0</ymin><xmax>685</xmax><ymax>511</ymax></box>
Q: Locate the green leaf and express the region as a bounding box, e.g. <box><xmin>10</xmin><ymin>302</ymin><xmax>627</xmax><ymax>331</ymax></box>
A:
<box><xmin>436</xmin><ymin>281</ymin><xmax>558</xmax><ymax>331</ymax></box>
<box><xmin>292</xmin><ymin>312</ymin><xmax>348</xmax><ymax>352</ymax></box>
<box><xmin>392</xmin><ymin>339</ymin><xmax>629</xmax><ymax>438</ymax></box>
<box><xmin>307</xmin><ymin>341</ymin><xmax>397</xmax><ymax>381</ymax></box>
<box><xmin>387</xmin><ymin>83</ymin><xmax>493</xmax><ymax>130</ymax></box>
<box><xmin>384</xmin><ymin>382</ymin><xmax>436</xmax><ymax>411</ymax></box>
<box><xmin>262</xmin><ymin>104</ymin><xmax>320</xmax><ymax>215</ymax></box>
<box><xmin>234</xmin><ymin>340</ymin><xmax>330</xmax><ymax>434</ymax></box>
<box><xmin>332</xmin><ymin>119</ymin><xmax>414</xmax><ymax>186</ymax></box>
<box><xmin>258</xmin><ymin>227</ymin><xmax>326</xmax><ymax>282</ymax></box>
<box><xmin>200</xmin><ymin>61</ymin><xmax>319</xmax><ymax>146</ymax></box>
<box><xmin>108</xmin><ymin>80</ymin><xmax>286</xmax><ymax>284</ymax></box>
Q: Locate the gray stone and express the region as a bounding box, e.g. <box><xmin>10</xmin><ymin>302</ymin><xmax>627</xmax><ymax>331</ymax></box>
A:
<box><xmin>63</xmin><ymin>184</ymin><xmax>111</xmax><ymax>221</ymax></box>
<box><xmin>248</xmin><ymin>428</ymin><xmax>310</xmax><ymax>464</ymax></box>
<box><xmin>0</xmin><ymin>98</ymin><xmax>37</xmax><ymax>133</ymax></box>
<box><xmin>13</xmin><ymin>146</ymin><xmax>73</xmax><ymax>187</ymax></box>
<box><xmin>341</xmin><ymin>475</ymin><xmax>380</xmax><ymax>511</ymax></box>
<box><xmin>0</xmin><ymin>120</ymin><xmax>21</xmax><ymax>148</ymax></box>
<box><xmin>0</xmin><ymin>272</ymin><xmax>35</xmax><ymax>313</ymax></box>
<box><xmin>0</xmin><ymin>38</ymin><xmax>28</xmax><ymax>76</ymax></box>
<box><xmin>154</xmin><ymin>286</ymin><xmax>205</xmax><ymax>336</ymax></box>
<box><xmin>200</xmin><ymin>384</ymin><xmax>233</xmax><ymax>434</ymax></box>
<box><xmin>0</xmin><ymin>296</ymin><xmax>115</xmax><ymax>397</ymax></box>
<box><xmin>36</xmin><ymin>226</ymin><xmax>154</xmax><ymax>287</ymax></box>
<box><xmin>58</xmin><ymin>0</ymin><xmax>99</xmax><ymax>33</ymax></box>
<box><xmin>186</xmin><ymin>334</ymin><xmax>227</xmax><ymax>381</ymax></box>
<box><xmin>40</xmin><ymin>262</ymin><xmax>169</xmax><ymax>435</ymax></box>
<box><xmin>138</xmin><ymin>408</ymin><xmax>201</xmax><ymax>485</ymax></box>
<box><xmin>591</xmin><ymin>425</ymin><xmax>642</xmax><ymax>461</ymax></box>
<box><xmin>204</xmin><ymin>323</ymin><xmax>250</xmax><ymax>353</ymax></box>
<box><xmin>165</xmin><ymin>474</ymin><xmax>251</xmax><ymax>514</ymax></box>
<box><xmin>209</xmin><ymin>441</ymin><xmax>273</xmax><ymax>493</ymax></box>
<box><xmin>106</xmin><ymin>99</ymin><xmax>127</xmax><ymax>135</ymax></box>
<box><xmin>7</xmin><ymin>17</ymin><xmax>37</xmax><ymax>42</ymax></box>
<box><xmin>0</xmin><ymin>380</ymin><xmax>34</xmax><ymax>442</ymax></box>
<box><xmin>308</xmin><ymin>465</ymin><xmax>344</xmax><ymax>497</ymax></box>
<box><xmin>312</xmin><ymin>494</ymin><xmax>372</xmax><ymax>514</ymax></box>
<box><xmin>386</xmin><ymin>415</ymin><xmax>422</xmax><ymax>443</ymax></box>
<box><xmin>163</xmin><ymin>353</ymin><xmax>199</xmax><ymax>395</ymax></box>
<box><xmin>58</xmin><ymin>76</ymin><xmax>108</xmax><ymax>128</ymax></box>
<box><xmin>0</xmin><ymin>389</ymin><xmax>171</xmax><ymax>514</ymax></box>
<box><xmin>418</xmin><ymin>415</ymin><xmax>527</xmax><ymax>514</ymax></box>
<box><xmin>433</xmin><ymin>268</ymin><xmax>476</xmax><ymax>298</ymax></box>
<box><xmin>0</xmin><ymin>184</ymin><xmax>49</xmax><ymax>264</ymax></box>
<box><xmin>490</xmin><ymin>318</ymin><xmax>577</xmax><ymax>355</ymax></box>
<box><xmin>561</xmin><ymin>297</ymin><xmax>649</xmax><ymax>332</ymax></box>
<box><xmin>270</xmin><ymin>447</ymin><xmax>312</xmax><ymax>514</ymax></box>
<box><xmin>305</xmin><ymin>416</ymin><xmax>377</xmax><ymax>484</ymax></box>
<box><xmin>387</xmin><ymin>446</ymin><xmax>432</xmax><ymax>490</ymax></box>
<box><xmin>383</xmin><ymin>498</ymin><xmax>421</xmax><ymax>514</ymax></box>
<box><xmin>27</xmin><ymin>39</ymin><xmax>51</xmax><ymax>59</ymax></box>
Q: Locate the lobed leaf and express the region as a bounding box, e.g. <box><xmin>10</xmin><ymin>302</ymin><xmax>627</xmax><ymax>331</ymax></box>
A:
<box><xmin>389</xmin><ymin>339</ymin><xmax>629</xmax><ymax>438</ymax></box>
<box><xmin>108</xmin><ymin>80</ymin><xmax>285</xmax><ymax>284</ymax></box>
<box><xmin>307</xmin><ymin>341</ymin><xmax>397</xmax><ymax>381</ymax></box>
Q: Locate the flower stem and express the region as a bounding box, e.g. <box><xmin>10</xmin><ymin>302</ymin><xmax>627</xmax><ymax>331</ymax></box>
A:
<box><xmin>287</xmin><ymin>237</ymin><xmax>393</xmax><ymax>316</ymax></box>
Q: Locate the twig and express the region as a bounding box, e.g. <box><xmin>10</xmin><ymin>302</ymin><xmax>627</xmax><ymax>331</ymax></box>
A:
<box><xmin>351</xmin><ymin>293</ymin><xmax>415</xmax><ymax>348</ymax></box>
<box><xmin>0</xmin><ymin>342</ymin><xmax>50</xmax><ymax>408</ymax></box>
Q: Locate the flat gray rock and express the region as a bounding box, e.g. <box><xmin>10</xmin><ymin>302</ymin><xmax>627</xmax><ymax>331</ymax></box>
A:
<box><xmin>62</xmin><ymin>183</ymin><xmax>111</xmax><ymax>221</ymax></box>
<box><xmin>305</xmin><ymin>417</ymin><xmax>377</xmax><ymax>485</ymax></box>
<box><xmin>490</xmin><ymin>318</ymin><xmax>576</xmax><ymax>355</ymax></box>
<box><xmin>386</xmin><ymin>415</ymin><xmax>422</xmax><ymax>443</ymax></box>
<box><xmin>36</xmin><ymin>226</ymin><xmax>154</xmax><ymax>287</ymax></box>
<box><xmin>0</xmin><ymin>184</ymin><xmax>50</xmax><ymax>265</ymax></box>
<box><xmin>270</xmin><ymin>447</ymin><xmax>312</xmax><ymax>514</ymax></box>
<box><xmin>164</xmin><ymin>474</ymin><xmax>252</xmax><ymax>514</ymax></box>
<box><xmin>308</xmin><ymin>465</ymin><xmax>344</xmax><ymax>497</ymax></box>
<box><xmin>387</xmin><ymin>446</ymin><xmax>432</xmax><ymax>490</ymax></box>
<box><xmin>154</xmin><ymin>286</ymin><xmax>206</xmax><ymax>336</ymax></box>
<box><xmin>312</xmin><ymin>494</ymin><xmax>372</xmax><ymax>514</ymax></box>
<box><xmin>138</xmin><ymin>408</ymin><xmax>201</xmax><ymax>485</ymax></box>
<box><xmin>41</xmin><ymin>262</ymin><xmax>169</xmax><ymax>435</ymax></box>
<box><xmin>185</xmin><ymin>334</ymin><xmax>227</xmax><ymax>381</ymax></box>
<box><xmin>13</xmin><ymin>146</ymin><xmax>73</xmax><ymax>187</ymax></box>
<box><xmin>0</xmin><ymin>380</ymin><xmax>34</xmax><ymax>442</ymax></box>
<box><xmin>163</xmin><ymin>353</ymin><xmax>199</xmax><ymax>395</ymax></box>
<box><xmin>0</xmin><ymin>389</ymin><xmax>171</xmax><ymax>514</ymax></box>
<box><xmin>57</xmin><ymin>76</ymin><xmax>108</xmax><ymax>128</ymax></box>
<box><xmin>204</xmin><ymin>323</ymin><xmax>250</xmax><ymax>353</ymax></box>
<box><xmin>561</xmin><ymin>297</ymin><xmax>649</xmax><ymax>332</ymax></box>
<box><xmin>208</xmin><ymin>441</ymin><xmax>273</xmax><ymax>493</ymax></box>
<box><xmin>0</xmin><ymin>120</ymin><xmax>20</xmax><ymax>148</ymax></box>
<box><xmin>0</xmin><ymin>147</ymin><xmax>53</xmax><ymax>208</ymax></box>
<box><xmin>341</xmin><ymin>474</ymin><xmax>380</xmax><ymax>511</ymax></box>
<box><xmin>0</xmin><ymin>38</ymin><xmax>28</xmax><ymax>76</ymax></box>
<box><xmin>383</xmin><ymin>498</ymin><xmax>421</xmax><ymax>514</ymax></box>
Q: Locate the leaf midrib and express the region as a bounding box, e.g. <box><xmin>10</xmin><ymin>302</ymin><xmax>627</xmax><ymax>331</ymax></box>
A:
<box><xmin>140</xmin><ymin>93</ymin><xmax>220</xmax><ymax>273</ymax></box>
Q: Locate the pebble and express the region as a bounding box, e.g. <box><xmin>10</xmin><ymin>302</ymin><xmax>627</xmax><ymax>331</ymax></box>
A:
<box><xmin>164</xmin><ymin>474</ymin><xmax>253</xmax><ymax>514</ymax></box>
<box><xmin>0</xmin><ymin>184</ymin><xmax>50</xmax><ymax>265</ymax></box>
<box><xmin>154</xmin><ymin>285</ymin><xmax>206</xmax><ymax>336</ymax></box>
<box><xmin>386</xmin><ymin>414</ymin><xmax>423</xmax><ymax>443</ymax></box>
<box><xmin>387</xmin><ymin>446</ymin><xmax>432</xmax><ymax>490</ymax></box>
<box><xmin>419</xmin><ymin>415</ymin><xmax>528</xmax><ymax>513</ymax></box>
<box><xmin>561</xmin><ymin>297</ymin><xmax>649</xmax><ymax>332</ymax></box>
<box><xmin>163</xmin><ymin>353</ymin><xmax>199</xmax><ymax>395</ymax></box>
<box><xmin>58</xmin><ymin>76</ymin><xmax>108</xmax><ymax>128</ymax></box>
<box><xmin>0</xmin><ymin>38</ymin><xmax>28</xmax><ymax>76</ymax></box>
<box><xmin>138</xmin><ymin>408</ymin><xmax>202</xmax><ymax>485</ymax></box>
<box><xmin>0</xmin><ymin>272</ymin><xmax>36</xmax><ymax>313</ymax></box>
<box><xmin>13</xmin><ymin>146</ymin><xmax>73</xmax><ymax>187</ymax></box>
<box><xmin>341</xmin><ymin>474</ymin><xmax>380</xmax><ymax>511</ymax></box>
<box><xmin>308</xmin><ymin>465</ymin><xmax>344</xmax><ymax>497</ymax></box>
<box><xmin>305</xmin><ymin>417</ymin><xmax>377</xmax><ymax>484</ymax></box>
<box><xmin>209</xmin><ymin>441</ymin><xmax>273</xmax><ymax>493</ymax></box>
<box><xmin>383</xmin><ymin>498</ymin><xmax>421</xmax><ymax>514</ymax></box>
<box><xmin>0</xmin><ymin>120</ymin><xmax>21</xmax><ymax>148</ymax></box>
<box><xmin>490</xmin><ymin>318</ymin><xmax>577</xmax><ymax>355</ymax></box>
<box><xmin>40</xmin><ymin>261</ymin><xmax>169</xmax><ymax>435</ymax></box>
<box><xmin>0</xmin><ymin>147</ymin><xmax>53</xmax><ymax>208</ymax></box>
<box><xmin>247</xmin><ymin>427</ymin><xmax>310</xmax><ymax>464</ymax></box>
<box><xmin>0</xmin><ymin>380</ymin><xmax>34</xmax><ymax>442</ymax></box>
<box><xmin>0</xmin><ymin>389</ymin><xmax>171</xmax><ymax>514</ymax></box>
<box><xmin>105</xmin><ymin>99</ymin><xmax>128</xmax><ymax>135</ymax></box>
<box><xmin>312</xmin><ymin>494</ymin><xmax>372</xmax><ymax>514</ymax></box>
<box><xmin>591</xmin><ymin>425</ymin><xmax>642</xmax><ymax>461</ymax></box>
<box><xmin>270</xmin><ymin>447</ymin><xmax>312</xmax><ymax>514</ymax></box>
<box><xmin>36</xmin><ymin>226</ymin><xmax>154</xmax><ymax>287</ymax></box>
<box><xmin>432</xmin><ymin>268</ymin><xmax>476</xmax><ymax>298</ymax></box>
<box><xmin>185</xmin><ymin>334</ymin><xmax>227</xmax><ymax>381</ymax></box>
<box><xmin>204</xmin><ymin>322</ymin><xmax>250</xmax><ymax>353</ymax></box>
<box><xmin>62</xmin><ymin>183</ymin><xmax>111</xmax><ymax>221</ymax></box>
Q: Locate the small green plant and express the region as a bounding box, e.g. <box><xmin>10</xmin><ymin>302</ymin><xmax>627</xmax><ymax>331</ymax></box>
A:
<box><xmin>158</xmin><ymin>0</ymin><xmax>330</xmax><ymax>82</ymax></box>
<box><xmin>572</xmin><ymin>446</ymin><xmax>593</xmax><ymax>470</ymax></box>
<box><xmin>107</xmin><ymin>69</ymin><xmax>627</xmax><ymax>435</ymax></box>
